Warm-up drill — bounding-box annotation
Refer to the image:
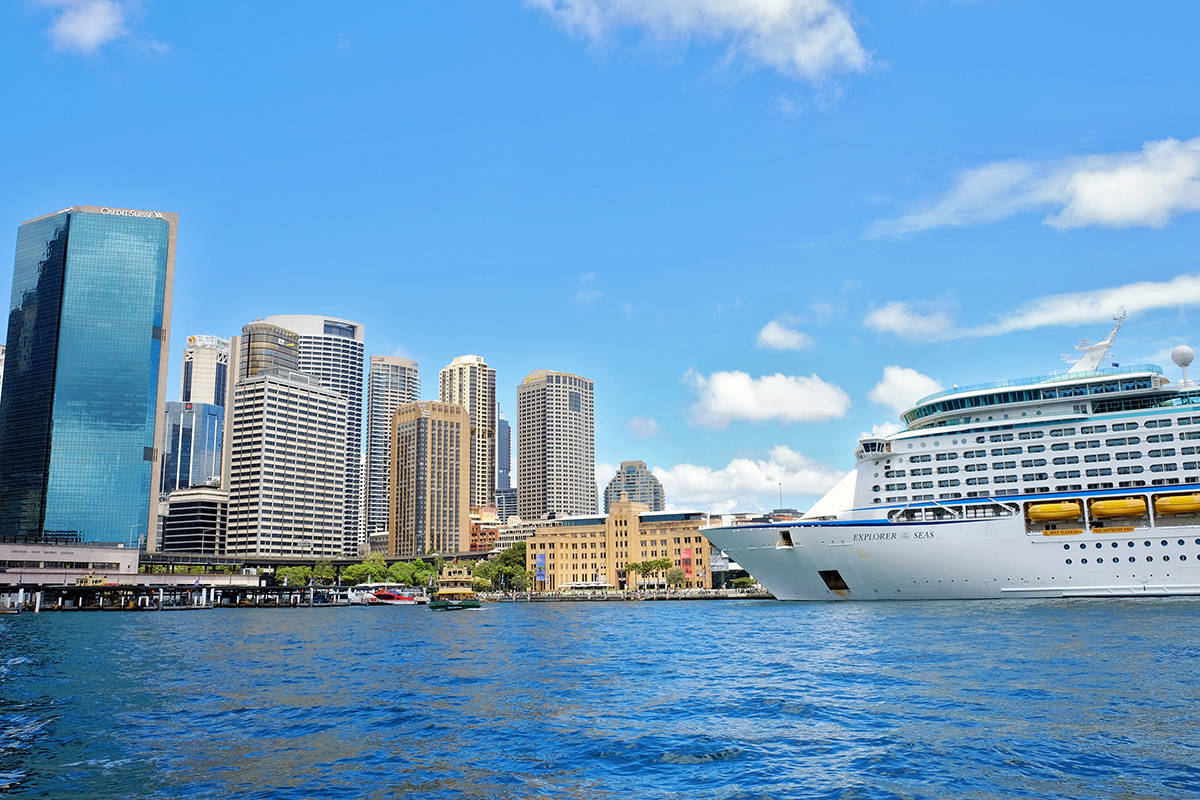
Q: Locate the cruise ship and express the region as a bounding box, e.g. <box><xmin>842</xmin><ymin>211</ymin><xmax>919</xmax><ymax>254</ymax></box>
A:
<box><xmin>703</xmin><ymin>316</ymin><xmax>1200</xmax><ymax>600</ymax></box>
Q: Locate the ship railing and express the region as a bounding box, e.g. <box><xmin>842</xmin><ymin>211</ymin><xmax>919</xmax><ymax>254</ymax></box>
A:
<box><xmin>912</xmin><ymin>364</ymin><xmax>1163</xmax><ymax>407</ymax></box>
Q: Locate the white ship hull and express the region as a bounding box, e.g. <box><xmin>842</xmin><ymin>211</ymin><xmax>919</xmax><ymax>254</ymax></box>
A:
<box><xmin>705</xmin><ymin>517</ymin><xmax>1200</xmax><ymax>601</ymax></box>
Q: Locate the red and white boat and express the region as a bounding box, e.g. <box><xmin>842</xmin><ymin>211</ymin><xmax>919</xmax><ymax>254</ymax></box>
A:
<box><xmin>367</xmin><ymin>590</ymin><xmax>419</xmax><ymax>605</ymax></box>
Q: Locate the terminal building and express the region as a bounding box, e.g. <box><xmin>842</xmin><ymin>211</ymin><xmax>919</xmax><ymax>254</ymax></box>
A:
<box><xmin>523</xmin><ymin>498</ymin><xmax>713</xmax><ymax>591</ymax></box>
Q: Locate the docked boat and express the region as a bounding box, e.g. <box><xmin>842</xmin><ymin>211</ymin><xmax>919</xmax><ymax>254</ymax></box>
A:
<box><xmin>703</xmin><ymin>317</ymin><xmax>1200</xmax><ymax>600</ymax></box>
<box><xmin>348</xmin><ymin>582</ymin><xmax>427</xmax><ymax>605</ymax></box>
<box><xmin>429</xmin><ymin>566</ymin><xmax>482</xmax><ymax>610</ymax></box>
<box><xmin>368</xmin><ymin>590</ymin><xmax>419</xmax><ymax>605</ymax></box>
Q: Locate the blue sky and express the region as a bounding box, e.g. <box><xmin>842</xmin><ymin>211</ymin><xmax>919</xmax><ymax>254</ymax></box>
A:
<box><xmin>4</xmin><ymin>1</ymin><xmax>1200</xmax><ymax>513</ymax></box>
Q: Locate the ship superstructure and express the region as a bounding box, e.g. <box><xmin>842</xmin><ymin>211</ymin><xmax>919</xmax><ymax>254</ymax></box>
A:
<box><xmin>703</xmin><ymin>319</ymin><xmax>1200</xmax><ymax>600</ymax></box>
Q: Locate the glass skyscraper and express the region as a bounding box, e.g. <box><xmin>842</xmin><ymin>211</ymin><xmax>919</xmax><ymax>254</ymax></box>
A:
<box><xmin>0</xmin><ymin>206</ymin><xmax>176</xmax><ymax>547</ymax></box>
<box><xmin>161</xmin><ymin>401</ymin><xmax>224</xmax><ymax>495</ymax></box>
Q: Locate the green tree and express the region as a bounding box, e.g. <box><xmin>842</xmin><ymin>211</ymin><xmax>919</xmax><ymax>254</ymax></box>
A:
<box><xmin>731</xmin><ymin>577</ymin><xmax>756</xmax><ymax>589</ymax></box>
<box><xmin>388</xmin><ymin>560</ymin><xmax>415</xmax><ymax>585</ymax></box>
<box><xmin>624</xmin><ymin>561</ymin><xmax>642</xmax><ymax>589</ymax></box>
<box><xmin>472</xmin><ymin>577</ymin><xmax>493</xmax><ymax>592</ymax></box>
<box><xmin>312</xmin><ymin>560</ymin><xmax>335</xmax><ymax>583</ymax></box>
<box><xmin>509</xmin><ymin>569</ymin><xmax>530</xmax><ymax>592</ymax></box>
<box><xmin>275</xmin><ymin>565</ymin><xmax>312</xmax><ymax>586</ymax></box>
<box><xmin>666</xmin><ymin>566</ymin><xmax>686</xmax><ymax>588</ymax></box>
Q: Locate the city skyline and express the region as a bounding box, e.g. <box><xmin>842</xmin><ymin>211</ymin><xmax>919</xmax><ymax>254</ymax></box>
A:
<box><xmin>3</xmin><ymin>3</ymin><xmax>1200</xmax><ymax>515</ymax></box>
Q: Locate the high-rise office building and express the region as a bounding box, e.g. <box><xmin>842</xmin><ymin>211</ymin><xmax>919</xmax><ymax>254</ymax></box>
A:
<box><xmin>181</xmin><ymin>335</ymin><xmax>229</xmax><ymax>407</ymax></box>
<box><xmin>497</xmin><ymin>411</ymin><xmax>511</xmax><ymax>490</ymax></box>
<box><xmin>603</xmin><ymin>460</ymin><xmax>664</xmax><ymax>513</ymax></box>
<box><xmin>390</xmin><ymin>401</ymin><xmax>469</xmax><ymax>558</ymax></box>
<box><xmin>366</xmin><ymin>355</ymin><xmax>419</xmax><ymax>538</ymax></box>
<box><xmin>225</xmin><ymin>370</ymin><xmax>347</xmax><ymax>557</ymax></box>
<box><xmin>161</xmin><ymin>485</ymin><xmax>227</xmax><ymax>554</ymax></box>
<box><xmin>160</xmin><ymin>401</ymin><xmax>223</xmax><ymax>495</ymax></box>
<box><xmin>495</xmin><ymin>487</ymin><xmax>517</xmax><ymax>523</ymax></box>
<box><xmin>0</xmin><ymin>206</ymin><xmax>176</xmax><ymax>548</ymax></box>
<box><xmin>439</xmin><ymin>354</ymin><xmax>496</xmax><ymax>509</ymax></box>
<box><xmin>230</xmin><ymin>321</ymin><xmax>299</xmax><ymax>382</ymax></box>
<box><xmin>262</xmin><ymin>315</ymin><xmax>365</xmax><ymax>556</ymax></box>
<box><xmin>516</xmin><ymin>370</ymin><xmax>596</xmax><ymax>519</ymax></box>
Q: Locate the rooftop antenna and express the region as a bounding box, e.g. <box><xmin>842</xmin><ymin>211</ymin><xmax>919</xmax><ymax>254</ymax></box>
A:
<box><xmin>1173</xmin><ymin>345</ymin><xmax>1195</xmax><ymax>387</ymax></box>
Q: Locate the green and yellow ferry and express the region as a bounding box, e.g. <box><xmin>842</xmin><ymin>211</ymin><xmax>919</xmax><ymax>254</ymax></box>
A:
<box><xmin>429</xmin><ymin>565</ymin><xmax>482</xmax><ymax>611</ymax></box>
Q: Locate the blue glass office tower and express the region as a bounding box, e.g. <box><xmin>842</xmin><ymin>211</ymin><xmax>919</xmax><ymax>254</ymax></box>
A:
<box><xmin>0</xmin><ymin>206</ymin><xmax>176</xmax><ymax>547</ymax></box>
<box><xmin>161</xmin><ymin>401</ymin><xmax>223</xmax><ymax>495</ymax></box>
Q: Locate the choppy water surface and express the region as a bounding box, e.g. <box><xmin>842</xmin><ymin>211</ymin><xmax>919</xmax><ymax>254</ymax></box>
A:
<box><xmin>1</xmin><ymin>599</ymin><xmax>1199</xmax><ymax>799</ymax></box>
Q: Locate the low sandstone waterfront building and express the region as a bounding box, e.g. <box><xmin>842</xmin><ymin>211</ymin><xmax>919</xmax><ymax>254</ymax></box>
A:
<box><xmin>523</xmin><ymin>498</ymin><xmax>713</xmax><ymax>591</ymax></box>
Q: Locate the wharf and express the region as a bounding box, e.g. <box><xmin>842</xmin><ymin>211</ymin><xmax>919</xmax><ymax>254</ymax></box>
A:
<box><xmin>486</xmin><ymin>589</ymin><xmax>774</xmax><ymax>602</ymax></box>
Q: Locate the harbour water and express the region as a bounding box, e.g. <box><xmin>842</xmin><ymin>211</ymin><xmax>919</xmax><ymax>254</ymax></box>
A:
<box><xmin>2</xmin><ymin>599</ymin><xmax>1198</xmax><ymax>799</ymax></box>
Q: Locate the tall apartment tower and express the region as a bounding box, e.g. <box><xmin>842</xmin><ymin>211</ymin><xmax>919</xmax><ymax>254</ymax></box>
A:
<box><xmin>438</xmin><ymin>354</ymin><xmax>496</xmax><ymax>509</ymax></box>
<box><xmin>225</xmin><ymin>370</ymin><xmax>347</xmax><ymax>557</ymax></box>
<box><xmin>390</xmin><ymin>401</ymin><xmax>470</xmax><ymax>558</ymax></box>
<box><xmin>516</xmin><ymin>370</ymin><xmax>596</xmax><ymax>519</ymax></box>
<box><xmin>181</xmin><ymin>335</ymin><xmax>229</xmax><ymax>407</ymax></box>
<box><xmin>497</xmin><ymin>411</ymin><xmax>511</xmax><ymax>490</ymax></box>
<box><xmin>603</xmin><ymin>460</ymin><xmax>664</xmax><ymax>513</ymax></box>
<box><xmin>262</xmin><ymin>315</ymin><xmax>365</xmax><ymax>556</ymax></box>
<box><xmin>0</xmin><ymin>206</ymin><xmax>176</xmax><ymax>548</ymax></box>
<box><xmin>366</xmin><ymin>355</ymin><xmax>419</xmax><ymax>537</ymax></box>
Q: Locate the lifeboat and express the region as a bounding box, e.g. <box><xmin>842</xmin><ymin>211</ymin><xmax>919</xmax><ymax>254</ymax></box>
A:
<box><xmin>1089</xmin><ymin>497</ymin><xmax>1147</xmax><ymax>519</ymax></box>
<box><xmin>1154</xmin><ymin>494</ymin><xmax>1200</xmax><ymax>515</ymax></box>
<box><xmin>1027</xmin><ymin>500</ymin><xmax>1082</xmax><ymax>521</ymax></box>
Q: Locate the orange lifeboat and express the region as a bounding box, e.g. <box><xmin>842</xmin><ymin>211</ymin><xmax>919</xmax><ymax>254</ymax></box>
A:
<box><xmin>1154</xmin><ymin>494</ymin><xmax>1200</xmax><ymax>515</ymax></box>
<box><xmin>1089</xmin><ymin>497</ymin><xmax>1147</xmax><ymax>519</ymax></box>
<box><xmin>1027</xmin><ymin>500</ymin><xmax>1082</xmax><ymax>521</ymax></box>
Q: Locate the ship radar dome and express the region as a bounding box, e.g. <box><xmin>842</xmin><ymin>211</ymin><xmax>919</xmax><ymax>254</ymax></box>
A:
<box><xmin>1172</xmin><ymin>345</ymin><xmax>1194</xmax><ymax>368</ymax></box>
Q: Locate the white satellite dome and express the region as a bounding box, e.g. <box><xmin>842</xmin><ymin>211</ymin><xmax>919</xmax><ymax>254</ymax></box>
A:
<box><xmin>1172</xmin><ymin>345</ymin><xmax>1195</xmax><ymax>368</ymax></box>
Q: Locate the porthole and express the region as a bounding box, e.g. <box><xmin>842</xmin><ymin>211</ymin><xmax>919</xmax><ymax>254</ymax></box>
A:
<box><xmin>1164</xmin><ymin>555</ymin><xmax>1171</xmax><ymax>562</ymax></box>
<box><xmin>1182</xmin><ymin>555</ymin><xmax>1188</xmax><ymax>561</ymax></box>
<box><xmin>1065</xmin><ymin>559</ymin><xmax>1073</xmax><ymax>564</ymax></box>
<box><xmin>1147</xmin><ymin>556</ymin><xmax>1154</xmax><ymax>562</ymax></box>
<box><xmin>1081</xmin><ymin>558</ymin><xmax>1088</xmax><ymax>564</ymax></box>
<box><xmin>1145</xmin><ymin>541</ymin><xmax>1152</xmax><ymax>547</ymax></box>
<box><xmin>1095</xmin><ymin>557</ymin><xmax>1103</xmax><ymax>563</ymax></box>
<box><xmin>1129</xmin><ymin>557</ymin><xmax>1136</xmax><ymax>563</ymax></box>
<box><xmin>1128</xmin><ymin>541</ymin><xmax>1135</xmax><ymax>547</ymax></box>
<box><xmin>1161</xmin><ymin>540</ymin><xmax>1169</xmax><ymax>547</ymax></box>
<box><xmin>1062</xmin><ymin>544</ymin><xmax>1070</xmax><ymax>550</ymax></box>
<box><xmin>1079</xmin><ymin>543</ymin><xmax>1087</xmax><ymax>549</ymax></box>
<box><xmin>1180</xmin><ymin>539</ymin><xmax>1186</xmax><ymax>546</ymax></box>
<box><xmin>1110</xmin><ymin>542</ymin><xmax>1118</xmax><ymax>548</ymax></box>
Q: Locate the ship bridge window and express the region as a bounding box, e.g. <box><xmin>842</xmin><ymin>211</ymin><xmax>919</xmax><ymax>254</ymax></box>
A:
<box><xmin>1028</xmin><ymin>445</ymin><xmax>1046</xmax><ymax>453</ymax></box>
<box><xmin>1147</xmin><ymin>434</ymin><xmax>1175</xmax><ymax>443</ymax></box>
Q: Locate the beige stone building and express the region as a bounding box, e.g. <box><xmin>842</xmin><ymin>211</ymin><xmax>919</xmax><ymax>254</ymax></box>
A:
<box><xmin>390</xmin><ymin>401</ymin><xmax>470</xmax><ymax>558</ymax></box>
<box><xmin>524</xmin><ymin>499</ymin><xmax>713</xmax><ymax>591</ymax></box>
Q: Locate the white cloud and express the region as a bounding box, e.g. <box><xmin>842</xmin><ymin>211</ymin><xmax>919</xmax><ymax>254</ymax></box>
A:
<box><xmin>685</xmin><ymin>369</ymin><xmax>850</xmax><ymax>428</ymax></box>
<box><xmin>863</xmin><ymin>301</ymin><xmax>955</xmax><ymax>340</ymax></box>
<box><xmin>41</xmin><ymin>0</ymin><xmax>126</xmax><ymax>54</ymax></box>
<box><xmin>865</xmin><ymin>274</ymin><xmax>1200</xmax><ymax>341</ymax></box>
<box><xmin>869</xmin><ymin>366</ymin><xmax>942</xmax><ymax>416</ymax></box>
<box><xmin>572</xmin><ymin>271</ymin><xmax>602</xmax><ymax>303</ymax></box>
<box><xmin>626</xmin><ymin>416</ymin><xmax>660</xmax><ymax>438</ymax></box>
<box><xmin>969</xmin><ymin>274</ymin><xmax>1200</xmax><ymax>337</ymax></box>
<box><xmin>525</xmin><ymin>0</ymin><xmax>868</xmax><ymax>82</ymax></box>
<box><xmin>860</xmin><ymin>421</ymin><xmax>903</xmax><ymax>439</ymax></box>
<box><xmin>870</xmin><ymin>137</ymin><xmax>1200</xmax><ymax>237</ymax></box>
<box><xmin>654</xmin><ymin>445</ymin><xmax>844</xmax><ymax>512</ymax></box>
<box><xmin>756</xmin><ymin>319</ymin><xmax>813</xmax><ymax>350</ymax></box>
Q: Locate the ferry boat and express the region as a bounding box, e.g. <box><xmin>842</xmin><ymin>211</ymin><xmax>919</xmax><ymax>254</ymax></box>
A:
<box><xmin>429</xmin><ymin>566</ymin><xmax>482</xmax><ymax>610</ymax></box>
<box><xmin>703</xmin><ymin>316</ymin><xmax>1200</xmax><ymax>601</ymax></box>
<box><xmin>368</xmin><ymin>590</ymin><xmax>420</xmax><ymax>605</ymax></box>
